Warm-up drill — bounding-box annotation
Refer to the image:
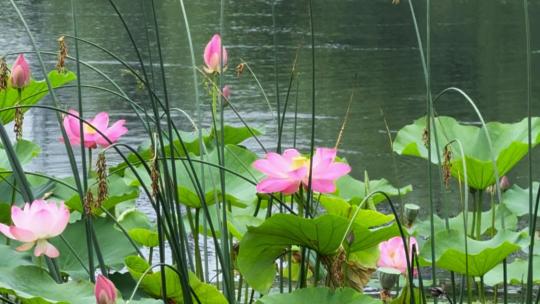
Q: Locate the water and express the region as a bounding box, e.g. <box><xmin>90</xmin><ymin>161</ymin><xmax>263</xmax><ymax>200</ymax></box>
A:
<box><xmin>1</xmin><ymin>0</ymin><xmax>540</xmax><ymax>217</ymax></box>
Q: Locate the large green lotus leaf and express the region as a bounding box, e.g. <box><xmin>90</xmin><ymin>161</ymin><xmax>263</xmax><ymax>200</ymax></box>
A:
<box><xmin>117</xmin><ymin>208</ymin><xmax>153</xmax><ymax>230</ymax></box>
<box><xmin>0</xmin><ymin>139</ymin><xmax>41</xmax><ymax>172</ymax></box>
<box><xmin>227</xmin><ymin>214</ymin><xmax>265</xmax><ymax>240</ymax></box>
<box><xmin>335</xmin><ymin>175</ymin><xmax>412</xmax><ymax>205</ymax></box>
<box><xmin>0</xmin><ymin>244</ymin><xmax>33</xmax><ymax>267</ymax></box>
<box><xmin>125</xmin><ymin>255</ymin><xmax>227</xmax><ymax>303</ymax></box>
<box><xmin>51</xmin><ymin>217</ymin><xmax>138</xmax><ymax>279</ymax></box>
<box><xmin>484</xmin><ymin>258</ymin><xmax>540</xmax><ymax>286</ymax></box>
<box><xmin>393</xmin><ymin>116</ymin><xmax>540</xmax><ymax>190</ymax></box>
<box><xmin>0</xmin><ymin>265</ymin><xmax>95</xmax><ymax>303</ymax></box>
<box><xmin>109</xmin><ymin>272</ymin><xmax>162</xmax><ymax>304</ymax></box>
<box><xmin>110</xmin><ymin>125</ymin><xmax>262</xmax><ymax>174</ymax></box>
<box><xmin>319</xmin><ymin>196</ymin><xmax>399</xmax><ymax>252</ymax></box>
<box><xmin>413</xmin><ymin>205</ymin><xmax>517</xmax><ymax>237</ymax></box>
<box><xmin>256</xmin><ymin>287</ymin><xmax>381</xmax><ymax>304</ymax></box>
<box><xmin>419</xmin><ymin>229</ymin><xmax>523</xmax><ymax>276</ymax></box>
<box><xmin>128</xmin><ymin>228</ymin><xmax>159</xmax><ymax>247</ymax></box>
<box><xmin>320</xmin><ymin>195</ymin><xmax>395</xmax><ymax>228</ymax></box>
<box><xmin>0</xmin><ymin>70</ymin><xmax>76</xmax><ymax>124</ymax></box>
<box><xmin>52</xmin><ymin>174</ymin><xmax>139</xmax><ymax>214</ymax></box>
<box><xmin>237</xmin><ymin>214</ymin><xmax>350</xmax><ymax>294</ymax></box>
<box><xmin>502</xmin><ymin>183</ymin><xmax>539</xmax><ymax>216</ymax></box>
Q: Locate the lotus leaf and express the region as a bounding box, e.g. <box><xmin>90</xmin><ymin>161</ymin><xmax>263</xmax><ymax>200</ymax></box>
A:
<box><xmin>393</xmin><ymin>116</ymin><xmax>540</xmax><ymax>190</ymax></box>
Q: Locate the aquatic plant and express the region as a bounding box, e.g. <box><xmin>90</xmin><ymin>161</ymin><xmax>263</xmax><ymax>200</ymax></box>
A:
<box><xmin>0</xmin><ymin>0</ymin><xmax>537</xmax><ymax>303</ymax></box>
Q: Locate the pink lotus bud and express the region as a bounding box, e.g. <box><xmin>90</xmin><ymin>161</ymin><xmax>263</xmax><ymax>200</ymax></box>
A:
<box><xmin>204</xmin><ymin>34</ymin><xmax>228</xmax><ymax>74</ymax></box>
<box><xmin>499</xmin><ymin>176</ymin><xmax>510</xmax><ymax>192</ymax></box>
<box><xmin>95</xmin><ymin>275</ymin><xmax>117</xmax><ymax>304</ymax></box>
<box><xmin>222</xmin><ymin>85</ymin><xmax>231</xmax><ymax>100</ymax></box>
<box><xmin>10</xmin><ymin>54</ymin><xmax>31</xmax><ymax>89</ymax></box>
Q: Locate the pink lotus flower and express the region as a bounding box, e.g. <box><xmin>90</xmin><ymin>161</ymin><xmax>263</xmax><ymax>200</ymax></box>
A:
<box><xmin>10</xmin><ymin>54</ymin><xmax>31</xmax><ymax>89</ymax></box>
<box><xmin>95</xmin><ymin>275</ymin><xmax>117</xmax><ymax>304</ymax></box>
<box><xmin>252</xmin><ymin>149</ymin><xmax>307</xmax><ymax>194</ymax></box>
<box><xmin>204</xmin><ymin>34</ymin><xmax>227</xmax><ymax>74</ymax></box>
<box><xmin>253</xmin><ymin>148</ymin><xmax>351</xmax><ymax>194</ymax></box>
<box><xmin>378</xmin><ymin>236</ymin><xmax>418</xmax><ymax>274</ymax></box>
<box><xmin>304</xmin><ymin>148</ymin><xmax>351</xmax><ymax>193</ymax></box>
<box><xmin>0</xmin><ymin>200</ymin><xmax>69</xmax><ymax>258</ymax></box>
<box><xmin>62</xmin><ymin>110</ymin><xmax>128</xmax><ymax>149</ymax></box>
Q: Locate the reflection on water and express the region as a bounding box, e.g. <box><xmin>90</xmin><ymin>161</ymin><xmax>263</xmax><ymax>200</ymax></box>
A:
<box><xmin>0</xmin><ymin>0</ymin><xmax>539</xmax><ymax>216</ymax></box>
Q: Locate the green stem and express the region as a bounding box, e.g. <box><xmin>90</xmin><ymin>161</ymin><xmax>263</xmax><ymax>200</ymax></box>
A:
<box><xmin>193</xmin><ymin>208</ymin><xmax>203</xmax><ymax>280</ymax></box>
<box><xmin>470</xmin><ymin>191</ymin><xmax>477</xmax><ymax>238</ymax></box>
<box><xmin>476</xmin><ymin>191</ymin><xmax>483</xmax><ymax>239</ymax></box>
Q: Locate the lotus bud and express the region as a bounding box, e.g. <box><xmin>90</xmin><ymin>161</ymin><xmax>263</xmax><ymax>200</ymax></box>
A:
<box><xmin>222</xmin><ymin>85</ymin><xmax>231</xmax><ymax>106</ymax></box>
<box><xmin>0</xmin><ymin>57</ymin><xmax>8</xmax><ymax>90</ymax></box>
<box><xmin>10</xmin><ymin>54</ymin><xmax>31</xmax><ymax>89</ymax></box>
<box><xmin>403</xmin><ymin>203</ymin><xmax>420</xmax><ymax>227</ymax></box>
<box><xmin>499</xmin><ymin>176</ymin><xmax>510</xmax><ymax>192</ymax></box>
<box><xmin>378</xmin><ymin>267</ymin><xmax>400</xmax><ymax>290</ymax></box>
<box><xmin>203</xmin><ymin>34</ymin><xmax>228</xmax><ymax>74</ymax></box>
<box><xmin>95</xmin><ymin>275</ymin><xmax>117</xmax><ymax>304</ymax></box>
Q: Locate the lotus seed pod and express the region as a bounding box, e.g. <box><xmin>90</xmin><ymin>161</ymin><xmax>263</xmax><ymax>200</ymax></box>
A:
<box><xmin>378</xmin><ymin>267</ymin><xmax>401</xmax><ymax>290</ymax></box>
<box><xmin>403</xmin><ymin>203</ymin><xmax>420</xmax><ymax>227</ymax></box>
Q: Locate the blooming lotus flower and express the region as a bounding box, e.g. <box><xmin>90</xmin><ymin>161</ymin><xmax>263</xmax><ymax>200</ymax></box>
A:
<box><xmin>378</xmin><ymin>236</ymin><xmax>418</xmax><ymax>274</ymax></box>
<box><xmin>62</xmin><ymin>110</ymin><xmax>128</xmax><ymax>149</ymax></box>
<box><xmin>10</xmin><ymin>54</ymin><xmax>31</xmax><ymax>89</ymax></box>
<box><xmin>252</xmin><ymin>149</ymin><xmax>307</xmax><ymax>194</ymax></box>
<box><xmin>0</xmin><ymin>200</ymin><xmax>69</xmax><ymax>258</ymax></box>
<box><xmin>95</xmin><ymin>275</ymin><xmax>117</xmax><ymax>304</ymax></box>
<box><xmin>204</xmin><ymin>34</ymin><xmax>227</xmax><ymax>74</ymax></box>
<box><xmin>303</xmin><ymin>148</ymin><xmax>351</xmax><ymax>193</ymax></box>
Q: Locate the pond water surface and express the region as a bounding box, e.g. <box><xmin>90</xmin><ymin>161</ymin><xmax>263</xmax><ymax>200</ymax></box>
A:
<box><xmin>1</xmin><ymin>0</ymin><xmax>540</xmax><ymax>218</ymax></box>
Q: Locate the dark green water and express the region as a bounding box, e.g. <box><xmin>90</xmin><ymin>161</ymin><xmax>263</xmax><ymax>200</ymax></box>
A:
<box><xmin>1</xmin><ymin>0</ymin><xmax>540</xmax><ymax>216</ymax></box>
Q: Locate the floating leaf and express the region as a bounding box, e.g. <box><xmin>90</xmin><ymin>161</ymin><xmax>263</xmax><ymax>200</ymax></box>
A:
<box><xmin>256</xmin><ymin>287</ymin><xmax>381</xmax><ymax>304</ymax></box>
<box><xmin>394</xmin><ymin>116</ymin><xmax>540</xmax><ymax>190</ymax></box>
<box><xmin>419</xmin><ymin>229</ymin><xmax>524</xmax><ymax>276</ymax></box>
